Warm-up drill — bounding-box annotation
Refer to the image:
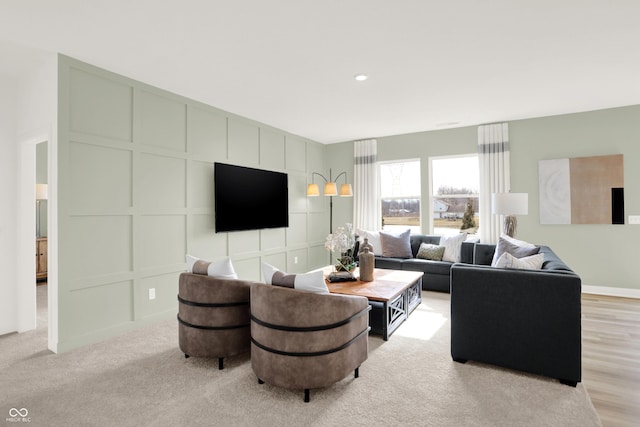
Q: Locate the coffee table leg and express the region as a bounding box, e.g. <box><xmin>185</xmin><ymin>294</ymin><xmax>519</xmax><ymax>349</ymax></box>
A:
<box><xmin>382</xmin><ymin>301</ymin><xmax>389</xmax><ymax>341</ymax></box>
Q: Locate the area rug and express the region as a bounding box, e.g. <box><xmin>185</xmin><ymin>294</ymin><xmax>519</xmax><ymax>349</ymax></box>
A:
<box><xmin>0</xmin><ymin>291</ymin><xmax>601</xmax><ymax>426</ymax></box>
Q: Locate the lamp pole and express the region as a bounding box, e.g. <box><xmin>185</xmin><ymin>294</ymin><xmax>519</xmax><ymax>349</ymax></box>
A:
<box><xmin>306</xmin><ymin>168</ymin><xmax>353</xmax><ymax>264</ymax></box>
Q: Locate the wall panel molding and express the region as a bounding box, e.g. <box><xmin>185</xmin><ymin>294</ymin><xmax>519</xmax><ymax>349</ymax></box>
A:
<box><xmin>56</xmin><ymin>54</ymin><xmax>328</xmax><ymax>351</ymax></box>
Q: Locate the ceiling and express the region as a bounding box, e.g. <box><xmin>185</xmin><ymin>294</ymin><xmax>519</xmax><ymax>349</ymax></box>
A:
<box><xmin>1</xmin><ymin>1</ymin><xmax>640</xmax><ymax>144</ymax></box>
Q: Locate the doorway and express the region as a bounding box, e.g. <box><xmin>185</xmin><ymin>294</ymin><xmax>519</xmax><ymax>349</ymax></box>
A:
<box><xmin>16</xmin><ymin>132</ymin><xmax>57</xmax><ymax>353</ymax></box>
<box><xmin>35</xmin><ymin>141</ymin><xmax>48</xmax><ymax>330</ymax></box>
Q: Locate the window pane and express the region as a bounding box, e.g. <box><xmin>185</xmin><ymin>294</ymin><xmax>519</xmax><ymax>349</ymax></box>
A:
<box><xmin>431</xmin><ymin>156</ymin><xmax>479</xmax><ymax>195</ymax></box>
<box><xmin>430</xmin><ymin>155</ymin><xmax>479</xmax><ymax>237</ymax></box>
<box><xmin>380</xmin><ymin>161</ymin><xmax>420</xmax><ymax>197</ymax></box>
<box><xmin>381</xmin><ymin>198</ymin><xmax>420</xmax><ymax>228</ymax></box>
<box><xmin>380</xmin><ymin>160</ymin><xmax>421</xmax><ymax>233</ymax></box>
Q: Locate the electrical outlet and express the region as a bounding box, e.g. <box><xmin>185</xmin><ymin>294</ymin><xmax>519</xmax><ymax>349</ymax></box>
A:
<box><xmin>149</xmin><ymin>288</ymin><xmax>156</xmax><ymax>300</ymax></box>
<box><xmin>629</xmin><ymin>215</ymin><xmax>640</xmax><ymax>225</ymax></box>
<box><xmin>294</xmin><ymin>256</ymin><xmax>298</xmax><ymax>264</ymax></box>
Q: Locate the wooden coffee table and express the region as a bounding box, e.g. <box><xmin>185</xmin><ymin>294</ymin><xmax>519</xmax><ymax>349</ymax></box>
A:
<box><xmin>324</xmin><ymin>267</ymin><xmax>423</xmax><ymax>340</ymax></box>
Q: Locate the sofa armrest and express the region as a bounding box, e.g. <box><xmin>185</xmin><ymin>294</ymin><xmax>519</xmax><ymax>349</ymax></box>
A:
<box><xmin>450</xmin><ymin>263</ymin><xmax>582</xmax><ymax>384</ymax></box>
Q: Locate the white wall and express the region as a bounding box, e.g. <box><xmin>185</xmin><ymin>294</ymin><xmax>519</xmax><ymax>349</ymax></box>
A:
<box><xmin>0</xmin><ymin>75</ymin><xmax>18</xmax><ymax>335</ymax></box>
<box><xmin>7</xmin><ymin>53</ymin><xmax>57</xmax><ymax>344</ymax></box>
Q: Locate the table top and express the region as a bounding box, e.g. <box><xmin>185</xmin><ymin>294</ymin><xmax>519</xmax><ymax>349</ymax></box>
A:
<box><xmin>323</xmin><ymin>267</ymin><xmax>423</xmax><ymax>302</ymax></box>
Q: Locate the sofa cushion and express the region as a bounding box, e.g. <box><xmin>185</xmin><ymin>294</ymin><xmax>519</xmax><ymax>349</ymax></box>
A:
<box><xmin>261</xmin><ymin>263</ymin><xmax>329</xmax><ymax>294</ymax></box>
<box><xmin>473</xmin><ymin>244</ymin><xmax>495</xmax><ymax>265</ymax></box>
<box><xmin>186</xmin><ymin>254</ymin><xmax>238</xmax><ymax>279</ymax></box>
<box><xmin>416</xmin><ymin>243</ymin><xmax>445</xmax><ymax>261</ymax></box>
<box><xmin>440</xmin><ymin>233</ymin><xmax>467</xmax><ymax>263</ymax></box>
<box><xmin>380</xmin><ymin>229</ymin><xmax>412</xmax><ymax>258</ymax></box>
<box><xmin>460</xmin><ymin>241</ymin><xmax>476</xmax><ymax>264</ymax></box>
<box><xmin>491</xmin><ymin>236</ymin><xmax>540</xmax><ymax>267</ymax></box>
<box><xmin>402</xmin><ymin>258</ymin><xmax>452</xmax><ymax>276</ymax></box>
<box><xmin>494</xmin><ymin>252</ymin><xmax>544</xmax><ymax>270</ymax></box>
<box><xmin>374</xmin><ymin>257</ymin><xmax>404</xmax><ymax>270</ymax></box>
<box><xmin>538</xmin><ymin>246</ymin><xmax>575</xmax><ymax>272</ymax></box>
<box><xmin>357</xmin><ymin>228</ymin><xmax>383</xmax><ymax>256</ymax></box>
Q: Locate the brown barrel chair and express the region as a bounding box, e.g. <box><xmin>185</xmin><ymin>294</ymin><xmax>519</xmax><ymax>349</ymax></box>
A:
<box><xmin>177</xmin><ymin>273</ymin><xmax>257</xmax><ymax>369</ymax></box>
<box><xmin>250</xmin><ymin>282</ymin><xmax>371</xmax><ymax>402</ymax></box>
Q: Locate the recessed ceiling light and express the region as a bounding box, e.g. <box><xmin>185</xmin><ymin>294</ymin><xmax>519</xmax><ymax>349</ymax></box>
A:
<box><xmin>354</xmin><ymin>74</ymin><xmax>368</xmax><ymax>81</ymax></box>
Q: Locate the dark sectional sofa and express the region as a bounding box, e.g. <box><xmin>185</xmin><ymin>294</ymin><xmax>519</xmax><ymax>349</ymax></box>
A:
<box><xmin>373</xmin><ymin>234</ymin><xmax>476</xmax><ymax>292</ymax></box>
<box><xmin>450</xmin><ymin>243</ymin><xmax>582</xmax><ymax>386</ymax></box>
<box><xmin>373</xmin><ymin>234</ymin><xmax>582</xmax><ymax>385</ymax></box>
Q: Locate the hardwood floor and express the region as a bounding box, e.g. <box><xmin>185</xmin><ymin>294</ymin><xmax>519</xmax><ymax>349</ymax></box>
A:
<box><xmin>581</xmin><ymin>294</ymin><xmax>640</xmax><ymax>427</ymax></box>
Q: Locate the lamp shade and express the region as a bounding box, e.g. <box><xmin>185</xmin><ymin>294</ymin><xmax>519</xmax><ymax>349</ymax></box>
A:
<box><xmin>306</xmin><ymin>183</ymin><xmax>320</xmax><ymax>196</ymax></box>
<box><xmin>36</xmin><ymin>184</ymin><xmax>48</xmax><ymax>200</ymax></box>
<box><xmin>324</xmin><ymin>182</ymin><xmax>338</xmax><ymax>196</ymax></box>
<box><xmin>339</xmin><ymin>183</ymin><xmax>353</xmax><ymax>197</ymax></box>
<box><xmin>492</xmin><ymin>193</ymin><xmax>528</xmax><ymax>215</ymax></box>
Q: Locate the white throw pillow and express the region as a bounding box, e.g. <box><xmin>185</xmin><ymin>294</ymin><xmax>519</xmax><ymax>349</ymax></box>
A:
<box><xmin>495</xmin><ymin>252</ymin><xmax>544</xmax><ymax>270</ymax></box>
<box><xmin>186</xmin><ymin>254</ymin><xmax>238</xmax><ymax>279</ymax></box>
<box><xmin>262</xmin><ymin>262</ymin><xmax>329</xmax><ymax>294</ymax></box>
<box><xmin>356</xmin><ymin>229</ymin><xmax>383</xmax><ymax>256</ymax></box>
<box><xmin>439</xmin><ymin>233</ymin><xmax>467</xmax><ymax>263</ymax></box>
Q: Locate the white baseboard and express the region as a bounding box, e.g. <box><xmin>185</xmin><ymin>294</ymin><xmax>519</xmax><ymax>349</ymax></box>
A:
<box><xmin>582</xmin><ymin>285</ymin><xmax>640</xmax><ymax>299</ymax></box>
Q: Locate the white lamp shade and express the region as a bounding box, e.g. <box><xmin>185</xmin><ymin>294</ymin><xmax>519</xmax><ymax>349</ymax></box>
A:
<box><xmin>324</xmin><ymin>182</ymin><xmax>338</xmax><ymax>196</ymax></box>
<box><xmin>36</xmin><ymin>184</ymin><xmax>48</xmax><ymax>200</ymax></box>
<box><xmin>306</xmin><ymin>183</ymin><xmax>320</xmax><ymax>196</ymax></box>
<box><xmin>339</xmin><ymin>183</ymin><xmax>353</xmax><ymax>197</ymax></box>
<box><xmin>492</xmin><ymin>193</ymin><xmax>528</xmax><ymax>215</ymax></box>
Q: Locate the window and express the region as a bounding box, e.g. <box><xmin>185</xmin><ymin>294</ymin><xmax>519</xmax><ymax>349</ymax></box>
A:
<box><xmin>379</xmin><ymin>160</ymin><xmax>421</xmax><ymax>234</ymax></box>
<box><xmin>430</xmin><ymin>155</ymin><xmax>479</xmax><ymax>237</ymax></box>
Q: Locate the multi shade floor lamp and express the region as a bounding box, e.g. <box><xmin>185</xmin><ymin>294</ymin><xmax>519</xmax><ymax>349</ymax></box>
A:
<box><xmin>306</xmin><ymin>169</ymin><xmax>353</xmax><ymax>234</ymax></box>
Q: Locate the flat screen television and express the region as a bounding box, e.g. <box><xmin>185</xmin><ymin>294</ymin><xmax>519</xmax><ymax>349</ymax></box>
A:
<box><xmin>214</xmin><ymin>162</ymin><xmax>289</xmax><ymax>232</ymax></box>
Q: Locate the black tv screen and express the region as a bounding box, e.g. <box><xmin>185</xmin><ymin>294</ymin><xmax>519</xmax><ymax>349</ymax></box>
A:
<box><xmin>214</xmin><ymin>162</ymin><xmax>289</xmax><ymax>232</ymax></box>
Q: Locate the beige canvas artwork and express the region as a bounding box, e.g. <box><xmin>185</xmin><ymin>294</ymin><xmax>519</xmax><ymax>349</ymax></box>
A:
<box><xmin>539</xmin><ymin>154</ymin><xmax>624</xmax><ymax>224</ymax></box>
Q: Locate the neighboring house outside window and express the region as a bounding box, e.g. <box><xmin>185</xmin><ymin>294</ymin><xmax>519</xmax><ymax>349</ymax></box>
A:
<box><xmin>429</xmin><ymin>154</ymin><xmax>479</xmax><ymax>237</ymax></box>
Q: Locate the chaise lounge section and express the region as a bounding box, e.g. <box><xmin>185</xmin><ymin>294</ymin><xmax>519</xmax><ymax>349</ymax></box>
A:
<box><xmin>450</xmin><ymin>243</ymin><xmax>582</xmax><ymax>386</ymax></box>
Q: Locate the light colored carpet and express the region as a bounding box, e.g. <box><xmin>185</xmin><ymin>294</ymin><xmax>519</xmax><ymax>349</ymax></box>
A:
<box><xmin>0</xmin><ymin>288</ymin><xmax>601</xmax><ymax>426</ymax></box>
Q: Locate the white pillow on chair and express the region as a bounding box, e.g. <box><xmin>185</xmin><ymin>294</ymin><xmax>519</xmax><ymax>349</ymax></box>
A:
<box><xmin>186</xmin><ymin>255</ymin><xmax>238</xmax><ymax>279</ymax></box>
<box><xmin>262</xmin><ymin>263</ymin><xmax>329</xmax><ymax>294</ymax></box>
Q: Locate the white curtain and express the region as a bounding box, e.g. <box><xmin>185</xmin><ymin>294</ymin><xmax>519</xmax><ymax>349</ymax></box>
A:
<box><xmin>353</xmin><ymin>139</ymin><xmax>379</xmax><ymax>231</ymax></box>
<box><xmin>478</xmin><ymin>123</ymin><xmax>510</xmax><ymax>244</ymax></box>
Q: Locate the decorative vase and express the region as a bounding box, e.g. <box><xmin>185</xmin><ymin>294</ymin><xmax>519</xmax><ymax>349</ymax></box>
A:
<box><xmin>360</xmin><ymin>237</ymin><xmax>374</xmax><ymax>254</ymax></box>
<box><xmin>358</xmin><ymin>240</ymin><xmax>375</xmax><ymax>282</ymax></box>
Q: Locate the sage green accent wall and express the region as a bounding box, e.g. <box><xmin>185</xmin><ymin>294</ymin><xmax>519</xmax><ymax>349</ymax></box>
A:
<box><xmin>324</xmin><ymin>142</ymin><xmax>356</xmax><ymax>231</ymax></box>
<box><xmin>57</xmin><ymin>55</ymin><xmax>328</xmax><ymax>351</ymax></box>
<box><xmin>509</xmin><ymin>106</ymin><xmax>640</xmax><ymax>290</ymax></box>
<box><xmin>331</xmin><ymin>106</ymin><xmax>640</xmax><ymax>291</ymax></box>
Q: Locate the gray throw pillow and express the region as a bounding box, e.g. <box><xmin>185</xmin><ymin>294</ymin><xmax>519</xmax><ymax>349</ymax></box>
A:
<box><xmin>380</xmin><ymin>229</ymin><xmax>412</xmax><ymax>258</ymax></box>
<box><xmin>491</xmin><ymin>237</ymin><xmax>540</xmax><ymax>267</ymax></box>
<box><xmin>416</xmin><ymin>243</ymin><xmax>445</xmax><ymax>261</ymax></box>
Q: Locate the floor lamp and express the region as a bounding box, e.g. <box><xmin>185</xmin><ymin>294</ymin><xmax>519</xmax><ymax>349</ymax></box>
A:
<box><xmin>492</xmin><ymin>192</ymin><xmax>528</xmax><ymax>237</ymax></box>
<box><xmin>306</xmin><ymin>169</ymin><xmax>353</xmax><ymax>234</ymax></box>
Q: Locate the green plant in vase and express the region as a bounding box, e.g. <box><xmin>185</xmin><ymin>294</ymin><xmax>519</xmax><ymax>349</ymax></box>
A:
<box><xmin>325</xmin><ymin>223</ymin><xmax>357</xmax><ymax>272</ymax></box>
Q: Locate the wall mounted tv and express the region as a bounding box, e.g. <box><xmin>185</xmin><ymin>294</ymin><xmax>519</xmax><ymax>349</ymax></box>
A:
<box><xmin>214</xmin><ymin>162</ymin><xmax>289</xmax><ymax>233</ymax></box>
